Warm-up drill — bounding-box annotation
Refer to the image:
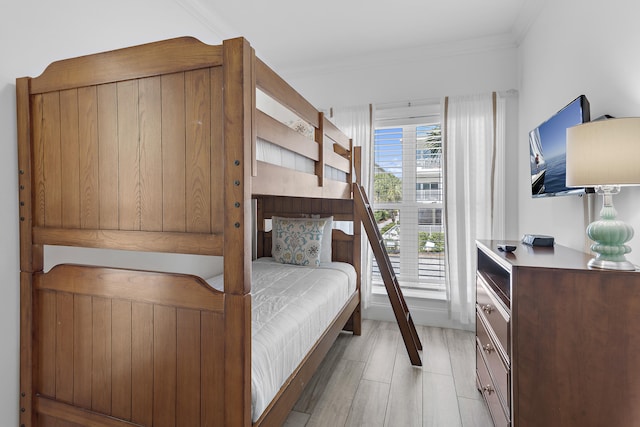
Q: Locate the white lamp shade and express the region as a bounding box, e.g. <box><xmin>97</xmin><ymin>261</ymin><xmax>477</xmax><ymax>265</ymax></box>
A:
<box><xmin>566</xmin><ymin>117</ymin><xmax>640</xmax><ymax>187</ymax></box>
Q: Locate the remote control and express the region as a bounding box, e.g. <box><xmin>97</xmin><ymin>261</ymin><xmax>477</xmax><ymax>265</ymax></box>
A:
<box><xmin>497</xmin><ymin>244</ymin><xmax>517</xmax><ymax>252</ymax></box>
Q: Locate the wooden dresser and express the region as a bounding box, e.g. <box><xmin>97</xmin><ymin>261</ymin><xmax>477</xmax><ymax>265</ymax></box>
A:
<box><xmin>475</xmin><ymin>239</ymin><xmax>640</xmax><ymax>427</ymax></box>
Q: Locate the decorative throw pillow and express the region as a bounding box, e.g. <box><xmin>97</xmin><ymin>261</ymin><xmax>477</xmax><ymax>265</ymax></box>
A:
<box><xmin>272</xmin><ymin>217</ymin><xmax>326</xmax><ymax>266</ymax></box>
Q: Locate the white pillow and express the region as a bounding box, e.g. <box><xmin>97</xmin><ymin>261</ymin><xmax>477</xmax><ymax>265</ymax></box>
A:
<box><xmin>315</xmin><ymin>216</ymin><xmax>333</xmax><ymax>263</ymax></box>
<box><xmin>272</xmin><ymin>217</ymin><xmax>326</xmax><ymax>266</ymax></box>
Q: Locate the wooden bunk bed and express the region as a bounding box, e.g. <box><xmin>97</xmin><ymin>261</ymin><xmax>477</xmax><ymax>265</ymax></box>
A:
<box><xmin>16</xmin><ymin>37</ymin><xmax>361</xmax><ymax>427</ymax></box>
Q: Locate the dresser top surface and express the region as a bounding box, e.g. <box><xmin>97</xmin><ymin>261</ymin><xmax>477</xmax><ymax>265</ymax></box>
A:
<box><xmin>476</xmin><ymin>239</ymin><xmax>623</xmax><ymax>272</ymax></box>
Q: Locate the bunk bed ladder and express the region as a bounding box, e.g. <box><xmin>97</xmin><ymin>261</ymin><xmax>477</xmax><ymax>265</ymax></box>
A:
<box><xmin>354</xmin><ymin>183</ymin><xmax>423</xmax><ymax>366</ymax></box>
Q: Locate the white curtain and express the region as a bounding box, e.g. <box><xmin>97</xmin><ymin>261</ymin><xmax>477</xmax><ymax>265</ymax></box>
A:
<box><xmin>330</xmin><ymin>105</ymin><xmax>374</xmax><ymax>308</ymax></box>
<box><xmin>444</xmin><ymin>93</ymin><xmax>506</xmax><ymax>326</ymax></box>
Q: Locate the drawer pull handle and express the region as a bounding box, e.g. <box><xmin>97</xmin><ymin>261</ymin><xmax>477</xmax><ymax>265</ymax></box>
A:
<box><xmin>481</xmin><ymin>304</ymin><xmax>494</xmax><ymax>315</ymax></box>
<box><xmin>482</xmin><ymin>384</ymin><xmax>495</xmax><ymax>395</ymax></box>
<box><xmin>482</xmin><ymin>343</ymin><xmax>494</xmax><ymax>354</ymax></box>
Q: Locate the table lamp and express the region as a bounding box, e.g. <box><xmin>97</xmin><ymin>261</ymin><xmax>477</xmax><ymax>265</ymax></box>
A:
<box><xmin>566</xmin><ymin>117</ymin><xmax>640</xmax><ymax>270</ymax></box>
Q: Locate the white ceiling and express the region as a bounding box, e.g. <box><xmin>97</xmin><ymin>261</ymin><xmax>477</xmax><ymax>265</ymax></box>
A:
<box><xmin>178</xmin><ymin>0</ymin><xmax>545</xmax><ymax>74</ymax></box>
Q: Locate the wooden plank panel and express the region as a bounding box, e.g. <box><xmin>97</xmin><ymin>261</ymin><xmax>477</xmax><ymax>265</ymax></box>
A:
<box><xmin>325</xmin><ymin>149</ymin><xmax>351</xmax><ymax>174</ymax></box>
<box><xmin>42</xmin><ymin>91</ymin><xmax>63</xmax><ymax>227</ymax></box>
<box><xmin>77</xmin><ymin>86</ymin><xmax>100</xmax><ymax>229</ymax></box>
<box><xmin>55</xmin><ymin>293</ymin><xmax>74</xmax><ymax>403</ymax></box>
<box><xmin>258</xmin><ymin>197</ymin><xmax>354</xmax><ymax>223</ymax></box>
<box><xmin>201</xmin><ymin>311</ymin><xmax>225</xmax><ymax>426</ymax></box>
<box><xmin>97</xmin><ymin>83</ymin><xmax>119</xmax><ymax>229</ymax></box>
<box><xmin>39</xmin><ymin>413</ymin><xmax>73</xmax><ymax>427</ymax></box>
<box><xmin>111</xmin><ymin>299</ymin><xmax>132</xmax><ymax>420</ymax></box>
<box><xmin>185</xmin><ymin>68</ymin><xmax>212</xmax><ymax>233</ymax></box>
<box><xmin>253</xmin><ymin>162</ymin><xmax>351</xmax><ymax>199</ymax></box>
<box><xmin>323</xmin><ymin>116</ymin><xmax>351</xmax><ymax>152</ymax></box>
<box><xmin>256</xmin><ymin>58</ymin><xmax>319</xmax><ymax>128</ymax></box>
<box><xmin>154</xmin><ymin>305</ymin><xmax>177</xmax><ymax>427</ymax></box>
<box><xmin>35</xmin><ymin>264</ymin><xmax>223</xmax><ymax>312</ymax></box>
<box><xmin>332</xmin><ymin>239</ymin><xmax>353</xmax><ymax>265</ymax></box>
<box><xmin>176</xmin><ymin>309</ymin><xmax>201</xmax><ymax>426</ymax></box>
<box><xmin>286</xmin><ymin>197</ymin><xmax>301</xmax><ymax>214</ymax></box>
<box><xmin>36</xmin><ymin>290</ymin><xmax>56</xmax><ymax>398</ymax></box>
<box><xmin>91</xmin><ymin>297</ymin><xmax>112</xmax><ymax>414</ymax></box>
<box><xmin>33</xmin><ymin>227</ymin><xmax>224</xmax><ymax>256</ymax></box>
<box><xmin>210</xmin><ymin>66</ymin><xmax>224</xmax><ymax>235</ymax></box>
<box><xmin>138</xmin><ymin>76</ymin><xmax>163</xmax><ymax>231</ymax></box>
<box><xmin>336</xmin><ymin>199</ymin><xmax>355</xmax><ymax>215</ymax></box>
<box><xmin>310</xmin><ymin>198</ymin><xmax>323</xmax><ymax>214</ymax></box>
<box><xmin>117</xmin><ymin>80</ymin><xmax>141</xmax><ymax>231</ymax></box>
<box><xmin>30</xmin><ymin>37</ymin><xmax>223</xmax><ymax>94</ymax></box>
<box><xmin>73</xmin><ymin>295</ymin><xmax>92</xmax><ymax>408</ymax></box>
<box><xmin>60</xmin><ymin>89</ymin><xmax>81</xmax><ymax>229</ymax></box>
<box><xmin>36</xmin><ymin>396</ymin><xmax>142</xmax><ymax>427</ymax></box>
<box><xmin>256</xmin><ymin>111</ymin><xmax>319</xmax><ymax>161</ymax></box>
<box><xmin>161</xmin><ymin>72</ymin><xmax>187</xmax><ymax>232</ymax></box>
<box><xmin>32</xmin><ymin>94</ymin><xmax>46</xmax><ymax>227</ymax></box>
<box><xmin>131</xmin><ymin>302</ymin><xmax>153</xmax><ymax>426</ymax></box>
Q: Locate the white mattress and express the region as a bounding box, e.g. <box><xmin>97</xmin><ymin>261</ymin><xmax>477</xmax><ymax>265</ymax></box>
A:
<box><xmin>205</xmin><ymin>257</ymin><xmax>357</xmax><ymax>421</ymax></box>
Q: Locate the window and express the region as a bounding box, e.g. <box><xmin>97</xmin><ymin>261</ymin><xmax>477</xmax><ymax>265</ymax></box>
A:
<box><xmin>372</xmin><ymin>103</ymin><xmax>444</xmax><ymax>298</ymax></box>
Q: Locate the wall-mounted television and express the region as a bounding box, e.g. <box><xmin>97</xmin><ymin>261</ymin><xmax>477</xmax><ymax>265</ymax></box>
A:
<box><xmin>529</xmin><ymin>95</ymin><xmax>593</xmax><ymax>197</ymax></box>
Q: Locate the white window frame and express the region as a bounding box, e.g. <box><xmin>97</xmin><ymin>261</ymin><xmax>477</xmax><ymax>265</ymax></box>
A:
<box><xmin>372</xmin><ymin>101</ymin><xmax>444</xmax><ymax>299</ymax></box>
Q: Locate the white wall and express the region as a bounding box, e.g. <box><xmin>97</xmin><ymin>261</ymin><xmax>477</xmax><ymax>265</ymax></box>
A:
<box><xmin>517</xmin><ymin>0</ymin><xmax>640</xmax><ymax>258</ymax></box>
<box><xmin>0</xmin><ymin>1</ymin><xmax>220</xmax><ymax>422</ymax></box>
<box><xmin>284</xmin><ymin>37</ymin><xmax>518</xmax><ymax>109</ymax></box>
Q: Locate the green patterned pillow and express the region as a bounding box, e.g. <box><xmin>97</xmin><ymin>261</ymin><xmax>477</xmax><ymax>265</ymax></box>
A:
<box><xmin>272</xmin><ymin>217</ymin><xmax>326</xmax><ymax>266</ymax></box>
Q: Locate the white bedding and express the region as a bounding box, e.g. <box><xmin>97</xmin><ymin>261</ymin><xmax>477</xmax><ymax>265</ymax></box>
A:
<box><xmin>205</xmin><ymin>257</ymin><xmax>357</xmax><ymax>421</ymax></box>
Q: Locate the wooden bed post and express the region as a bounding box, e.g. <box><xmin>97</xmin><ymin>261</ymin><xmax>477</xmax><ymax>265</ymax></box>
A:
<box><xmin>16</xmin><ymin>76</ymin><xmax>47</xmax><ymax>427</ymax></box>
<box><xmin>17</xmin><ymin>76</ymin><xmax>38</xmax><ymax>427</ymax></box>
<box><xmin>223</xmin><ymin>37</ymin><xmax>254</xmax><ymax>427</ymax></box>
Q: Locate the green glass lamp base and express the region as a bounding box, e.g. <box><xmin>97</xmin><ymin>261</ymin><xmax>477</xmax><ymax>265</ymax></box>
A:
<box><xmin>586</xmin><ymin>186</ymin><xmax>637</xmax><ymax>271</ymax></box>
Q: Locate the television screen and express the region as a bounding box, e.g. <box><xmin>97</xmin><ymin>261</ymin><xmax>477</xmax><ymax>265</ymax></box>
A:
<box><xmin>529</xmin><ymin>95</ymin><xmax>591</xmax><ymax>197</ymax></box>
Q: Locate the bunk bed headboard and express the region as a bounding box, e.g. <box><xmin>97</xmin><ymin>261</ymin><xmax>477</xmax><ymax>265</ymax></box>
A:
<box><xmin>17</xmin><ymin>37</ymin><xmax>230</xmax><ymax>258</ymax></box>
<box><xmin>255</xmin><ymin>196</ymin><xmax>358</xmax><ymax>265</ymax></box>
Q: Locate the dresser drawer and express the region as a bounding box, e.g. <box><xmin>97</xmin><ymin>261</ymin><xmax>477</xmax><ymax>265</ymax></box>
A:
<box><xmin>477</xmin><ymin>345</ymin><xmax>510</xmax><ymax>427</ymax></box>
<box><xmin>476</xmin><ymin>316</ymin><xmax>509</xmax><ymax>415</ymax></box>
<box><xmin>477</xmin><ymin>275</ymin><xmax>510</xmax><ymax>357</ymax></box>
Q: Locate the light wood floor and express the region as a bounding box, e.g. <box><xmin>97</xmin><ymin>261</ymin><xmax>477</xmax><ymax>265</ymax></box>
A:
<box><xmin>284</xmin><ymin>319</ymin><xmax>493</xmax><ymax>427</ymax></box>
